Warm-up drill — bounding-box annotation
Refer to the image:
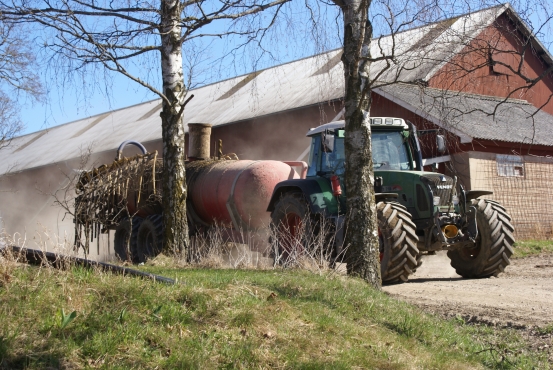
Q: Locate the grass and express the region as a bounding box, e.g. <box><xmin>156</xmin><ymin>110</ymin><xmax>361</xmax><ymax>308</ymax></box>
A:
<box><xmin>513</xmin><ymin>240</ymin><xmax>553</xmax><ymax>258</ymax></box>
<box><xmin>0</xmin><ymin>259</ymin><xmax>550</xmax><ymax>369</ymax></box>
<box><xmin>535</xmin><ymin>324</ymin><xmax>553</xmax><ymax>336</ymax></box>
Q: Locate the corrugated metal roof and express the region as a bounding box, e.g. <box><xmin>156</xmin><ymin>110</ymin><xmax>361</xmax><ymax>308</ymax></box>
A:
<box><xmin>0</xmin><ymin>48</ymin><xmax>345</xmax><ymax>175</ymax></box>
<box><xmin>376</xmin><ymin>83</ymin><xmax>553</xmax><ymax>146</ymax></box>
<box><xmin>1</xmin><ymin>4</ymin><xmax>549</xmax><ymax>175</ymax></box>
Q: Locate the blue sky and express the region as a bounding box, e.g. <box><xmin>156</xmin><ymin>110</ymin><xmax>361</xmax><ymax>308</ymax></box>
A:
<box><xmin>18</xmin><ymin>0</ymin><xmax>341</xmax><ymax>135</ymax></box>
<box><xmin>21</xmin><ymin>73</ymin><xmax>160</xmax><ymax>135</ymax></box>
<box><xmin>16</xmin><ymin>1</ymin><xmax>553</xmax><ymax>136</ymax></box>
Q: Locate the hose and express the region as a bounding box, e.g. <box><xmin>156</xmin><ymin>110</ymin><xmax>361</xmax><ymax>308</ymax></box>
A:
<box><xmin>0</xmin><ymin>245</ymin><xmax>176</xmax><ymax>285</ymax></box>
<box><xmin>116</xmin><ymin>140</ymin><xmax>148</xmax><ymax>160</ymax></box>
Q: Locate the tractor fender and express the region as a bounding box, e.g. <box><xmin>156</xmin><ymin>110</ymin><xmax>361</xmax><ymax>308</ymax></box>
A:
<box><xmin>375</xmin><ymin>193</ymin><xmax>398</xmax><ymax>203</ymax></box>
<box><xmin>267</xmin><ymin>179</ymin><xmax>334</xmax><ymax>215</ymax></box>
<box><xmin>465</xmin><ymin>190</ymin><xmax>493</xmax><ymax>201</ymax></box>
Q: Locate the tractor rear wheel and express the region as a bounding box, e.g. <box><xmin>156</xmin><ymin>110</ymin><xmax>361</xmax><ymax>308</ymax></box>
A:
<box><xmin>270</xmin><ymin>192</ymin><xmax>329</xmax><ymax>266</ymax></box>
<box><xmin>378</xmin><ymin>201</ymin><xmax>420</xmax><ymax>284</ymax></box>
<box><xmin>270</xmin><ymin>192</ymin><xmax>309</xmax><ymax>266</ymax></box>
<box><xmin>114</xmin><ymin>217</ymin><xmax>143</xmax><ymax>262</ymax></box>
<box><xmin>447</xmin><ymin>199</ymin><xmax>515</xmax><ymax>278</ymax></box>
<box><xmin>136</xmin><ymin>214</ymin><xmax>164</xmax><ymax>263</ymax></box>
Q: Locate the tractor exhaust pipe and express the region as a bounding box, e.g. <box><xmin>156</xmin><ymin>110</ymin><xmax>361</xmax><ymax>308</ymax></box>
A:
<box><xmin>188</xmin><ymin>123</ymin><xmax>212</xmax><ymax>161</ymax></box>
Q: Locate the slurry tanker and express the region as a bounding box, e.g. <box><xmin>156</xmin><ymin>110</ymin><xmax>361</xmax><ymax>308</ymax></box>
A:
<box><xmin>75</xmin><ymin>119</ymin><xmax>514</xmax><ymax>283</ymax></box>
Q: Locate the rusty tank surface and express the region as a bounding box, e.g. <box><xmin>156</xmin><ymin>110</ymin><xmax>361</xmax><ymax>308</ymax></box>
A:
<box><xmin>186</xmin><ymin>159</ymin><xmax>299</xmax><ymax>230</ymax></box>
<box><xmin>74</xmin><ymin>123</ymin><xmax>306</xmax><ymax>262</ymax></box>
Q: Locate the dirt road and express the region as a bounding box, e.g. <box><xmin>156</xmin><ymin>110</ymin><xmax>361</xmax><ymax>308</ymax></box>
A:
<box><xmin>383</xmin><ymin>252</ymin><xmax>553</xmax><ymax>328</ymax></box>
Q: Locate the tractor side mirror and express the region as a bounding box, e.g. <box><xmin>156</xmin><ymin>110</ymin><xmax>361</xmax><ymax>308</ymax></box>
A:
<box><xmin>322</xmin><ymin>131</ymin><xmax>334</xmax><ymax>153</ymax></box>
<box><xmin>436</xmin><ymin>134</ymin><xmax>446</xmax><ymax>153</ymax></box>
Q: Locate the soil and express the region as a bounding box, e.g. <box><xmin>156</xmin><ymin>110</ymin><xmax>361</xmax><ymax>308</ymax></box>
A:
<box><xmin>384</xmin><ymin>252</ymin><xmax>553</xmax><ymax>328</ymax></box>
<box><xmin>383</xmin><ymin>252</ymin><xmax>553</xmax><ymax>361</ymax></box>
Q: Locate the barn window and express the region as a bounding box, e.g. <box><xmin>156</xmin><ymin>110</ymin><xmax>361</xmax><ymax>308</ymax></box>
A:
<box><xmin>496</xmin><ymin>154</ymin><xmax>524</xmax><ymax>177</ymax></box>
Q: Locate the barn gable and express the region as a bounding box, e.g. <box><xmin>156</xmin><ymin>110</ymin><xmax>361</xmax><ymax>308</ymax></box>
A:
<box><xmin>429</xmin><ymin>5</ymin><xmax>553</xmax><ymax>115</ymax></box>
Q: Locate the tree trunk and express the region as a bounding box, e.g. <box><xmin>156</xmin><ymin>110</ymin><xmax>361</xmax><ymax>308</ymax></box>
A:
<box><xmin>338</xmin><ymin>0</ymin><xmax>381</xmax><ymax>288</ymax></box>
<box><xmin>159</xmin><ymin>0</ymin><xmax>189</xmax><ymax>256</ymax></box>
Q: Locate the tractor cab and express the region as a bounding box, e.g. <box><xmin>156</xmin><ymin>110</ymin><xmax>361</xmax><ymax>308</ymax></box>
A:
<box><xmin>305</xmin><ymin>118</ymin><xmax>419</xmax><ymax>179</ymax></box>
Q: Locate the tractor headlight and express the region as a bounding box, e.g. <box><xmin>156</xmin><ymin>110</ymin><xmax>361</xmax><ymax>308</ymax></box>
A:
<box><xmin>433</xmin><ymin>196</ymin><xmax>441</xmax><ymax>206</ymax></box>
<box><xmin>452</xmin><ymin>195</ymin><xmax>459</xmax><ymax>205</ymax></box>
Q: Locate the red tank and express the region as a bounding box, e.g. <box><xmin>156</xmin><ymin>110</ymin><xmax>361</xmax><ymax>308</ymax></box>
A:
<box><xmin>186</xmin><ymin>160</ymin><xmax>300</xmax><ymax>229</ymax></box>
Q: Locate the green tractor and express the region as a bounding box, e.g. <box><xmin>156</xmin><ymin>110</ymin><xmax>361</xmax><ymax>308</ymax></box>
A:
<box><xmin>267</xmin><ymin>118</ymin><xmax>515</xmax><ymax>283</ymax></box>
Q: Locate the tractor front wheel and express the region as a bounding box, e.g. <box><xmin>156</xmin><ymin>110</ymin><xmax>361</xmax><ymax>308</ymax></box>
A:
<box><xmin>447</xmin><ymin>199</ymin><xmax>515</xmax><ymax>278</ymax></box>
<box><xmin>378</xmin><ymin>201</ymin><xmax>420</xmax><ymax>284</ymax></box>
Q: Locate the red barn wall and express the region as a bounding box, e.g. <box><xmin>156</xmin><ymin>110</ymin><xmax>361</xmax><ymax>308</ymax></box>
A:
<box><xmin>429</xmin><ymin>13</ymin><xmax>553</xmax><ymax>115</ymax></box>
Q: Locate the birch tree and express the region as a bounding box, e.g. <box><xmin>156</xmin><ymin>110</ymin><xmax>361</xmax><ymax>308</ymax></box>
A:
<box><xmin>330</xmin><ymin>0</ymin><xmax>380</xmax><ymax>286</ymax></box>
<box><xmin>329</xmin><ymin>0</ymin><xmax>428</xmax><ymax>287</ymax></box>
<box><xmin>1</xmin><ymin>0</ymin><xmax>290</xmax><ymax>255</ymax></box>
<box><xmin>0</xmin><ymin>21</ymin><xmax>42</xmax><ymax>150</ymax></box>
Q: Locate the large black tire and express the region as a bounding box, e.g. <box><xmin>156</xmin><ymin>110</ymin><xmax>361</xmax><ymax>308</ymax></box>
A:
<box><xmin>114</xmin><ymin>217</ymin><xmax>143</xmax><ymax>262</ymax></box>
<box><xmin>447</xmin><ymin>199</ymin><xmax>515</xmax><ymax>278</ymax></box>
<box><xmin>270</xmin><ymin>192</ymin><xmax>329</xmax><ymax>266</ymax></box>
<box><xmin>136</xmin><ymin>214</ymin><xmax>164</xmax><ymax>263</ymax></box>
<box><xmin>378</xmin><ymin>201</ymin><xmax>420</xmax><ymax>284</ymax></box>
<box><xmin>270</xmin><ymin>192</ymin><xmax>309</xmax><ymax>266</ymax></box>
<box><xmin>412</xmin><ymin>253</ymin><xmax>424</xmax><ymax>273</ymax></box>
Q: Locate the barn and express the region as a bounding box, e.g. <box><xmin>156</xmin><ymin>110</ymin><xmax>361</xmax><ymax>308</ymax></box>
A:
<box><xmin>0</xmin><ymin>3</ymin><xmax>552</xmax><ymax>260</ymax></box>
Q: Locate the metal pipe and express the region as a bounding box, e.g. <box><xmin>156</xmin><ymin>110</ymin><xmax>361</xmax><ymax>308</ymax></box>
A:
<box><xmin>283</xmin><ymin>161</ymin><xmax>308</xmax><ymax>179</ymax></box>
<box><xmin>0</xmin><ymin>246</ymin><xmax>176</xmax><ymax>284</ymax></box>
<box><xmin>116</xmin><ymin>140</ymin><xmax>148</xmax><ymax>160</ymax></box>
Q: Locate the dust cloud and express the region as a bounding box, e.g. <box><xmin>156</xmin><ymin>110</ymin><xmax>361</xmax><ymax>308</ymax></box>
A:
<box><xmin>0</xmin><ymin>151</ymin><xmax>121</xmax><ymax>261</ymax></box>
<box><xmin>415</xmin><ymin>251</ymin><xmax>460</xmax><ymax>279</ymax></box>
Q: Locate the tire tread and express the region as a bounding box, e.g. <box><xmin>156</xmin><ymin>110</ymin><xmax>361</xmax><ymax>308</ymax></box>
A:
<box><xmin>378</xmin><ymin>201</ymin><xmax>419</xmax><ymax>284</ymax></box>
<box><xmin>448</xmin><ymin>199</ymin><xmax>514</xmax><ymax>278</ymax></box>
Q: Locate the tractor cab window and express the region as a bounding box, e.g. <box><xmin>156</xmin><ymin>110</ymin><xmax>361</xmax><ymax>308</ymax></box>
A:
<box><xmin>372</xmin><ymin>131</ymin><xmax>412</xmax><ymax>170</ymax></box>
<box><xmin>309</xmin><ymin>129</ymin><xmax>411</xmax><ymax>176</ymax></box>
<box><xmin>306</xmin><ymin>135</ymin><xmax>321</xmax><ymax>177</ymax></box>
<box><xmin>321</xmin><ymin>133</ymin><xmax>345</xmax><ymax>175</ymax></box>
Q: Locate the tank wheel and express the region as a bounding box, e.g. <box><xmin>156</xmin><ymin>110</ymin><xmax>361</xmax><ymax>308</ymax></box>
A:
<box><xmin>447</xmin><ymin>199</ymin><xmax>515</xmax><ymax>278</ymax></box>
<box><xmin>114</xmin><ymin>217</ymin><xmax>143</xmax><ymax>262</ymax></box>
<box><xmin>378</xmin><ymin>201</ymin><xmax>420</xmax><ymax>284</ymax></box>
<box><xmin>270</xmin><ymin>192</ymin><xmax>324</xmax><ymax>266</ymax></box>
<box><xmin>136</xmin><ymin>214</ymin><xmax>164</xmax><ymax>263</ymax></box>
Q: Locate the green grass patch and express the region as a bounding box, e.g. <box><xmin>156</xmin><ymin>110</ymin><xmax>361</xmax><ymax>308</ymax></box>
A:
<box><xmin>0</xmin><ymin>265</ymin><xmax>549</xmax><ymax>369</ymax></box>
<box><xmin>535</xmin><ymin>324</ymin><xmax>553</xmax><ymax>336</ymax></box>
<box><xmin>513</xmin><ymin>240</ymin><xmax>553</xmax><ymax>258</ymax></box>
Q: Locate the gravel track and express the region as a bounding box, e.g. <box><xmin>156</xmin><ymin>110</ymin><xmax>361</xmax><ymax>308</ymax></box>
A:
<box><xmin>383</xmin><ymin>252</ymin><xmax>553</xmax><ymax>328</ymax></box>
